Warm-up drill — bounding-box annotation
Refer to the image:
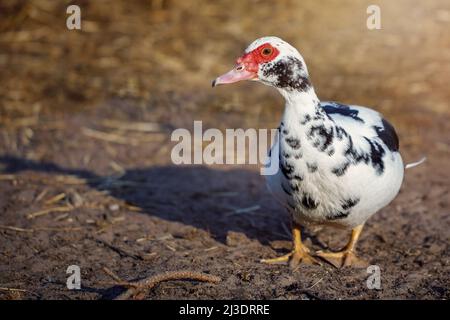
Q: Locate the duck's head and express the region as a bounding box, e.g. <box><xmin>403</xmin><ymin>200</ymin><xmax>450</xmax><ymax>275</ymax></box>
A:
<box><xmin>212</xmin><ymin>37</ymin><xmax>311</xmax><ymax>94</ymax></box>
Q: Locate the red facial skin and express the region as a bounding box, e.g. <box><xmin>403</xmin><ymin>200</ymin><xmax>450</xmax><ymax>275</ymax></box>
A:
<box><xmin>237</xmin><ymin>43</ymin><xmax>280</xmax><ymax>73</ymax></box>
<box><xmin>212</xmin><ymin>42</ymin><xmax>280</xmax><ymax>87</ymax></box>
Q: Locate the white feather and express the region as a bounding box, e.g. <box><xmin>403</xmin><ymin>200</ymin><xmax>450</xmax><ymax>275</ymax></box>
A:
<box><xmin>405</xmin><ymin>157</ymin><xmax>426</xmax><ymax>169</ymax></box>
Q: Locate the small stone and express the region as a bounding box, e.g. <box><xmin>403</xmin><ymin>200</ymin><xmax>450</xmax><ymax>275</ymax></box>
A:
<box><xmin>108</xmin><ymin>204</ymin><xmax>119</xmax><ymax>211</ymax></box>
<box><xmin>226</xmin><ymin>231</ymin><xmax>249</xmax><ymax>247</ymax></box>
<box><xmin>68</xmin><ymin>191</ymin><xmax>84</xmax><ymax>208</ymax></box>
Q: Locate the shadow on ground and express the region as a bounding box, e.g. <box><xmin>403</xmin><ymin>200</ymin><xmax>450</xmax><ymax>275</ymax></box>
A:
<box><xmin>0</xmin><ymin>155</ymin><xmax>297</xmax><ymax>246</ymax></box>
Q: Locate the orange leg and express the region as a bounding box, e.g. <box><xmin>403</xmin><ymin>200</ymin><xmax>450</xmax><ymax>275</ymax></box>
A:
<box><xmin>316</xmin><ymin>224</ymin><xmax>368</xmax><ymax>268</ymax></box>
<box><xmin>261</xmin><ymin>222</ymin><xmax>320</xmax><ymax>268</ymax></box>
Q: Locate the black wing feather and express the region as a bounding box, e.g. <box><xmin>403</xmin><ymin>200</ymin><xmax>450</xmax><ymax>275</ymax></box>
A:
<box><xmin>374</xmin><ymin>119</ymin><xmax>399</xmax><ymax>152</ymax></box>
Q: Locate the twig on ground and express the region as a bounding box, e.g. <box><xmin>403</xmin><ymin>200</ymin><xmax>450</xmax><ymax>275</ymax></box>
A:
<box><xmin>26</xmin><ymin>205</ymin><xmax>73</xmax><ymax>219</ymax></box>
<box><xmin>34</xmin><ymin>188</ymin><xmax>49</xmax><ymax>202</ymax></box>
<box><xmin>93</xmin><ymin>237</ymin><xmax>144</xmax><ymax>260</ymax></box>
<box><xmin>0</xmin><ymin>225</ymin><xmax>84</xmax><ymax>233</ymax></box>
<box><xmin>35</xmin><ymin>226</ymin><xmax>83</xmax><ymax>232</ymax></box>
<box><xmin>0</xmin><ymin>225</ymin><xmax>33</xmax><ymax>233</ymax></box>
<box><xmin>44</xmin><ymin>193</ymin><xmax>66</xmax><ymax>205</ymax></box>
<box><xmin>82</xmin><ymin>127</ymin><xmax>138</xmax><ymax>145</ymax></box>
<box><xmin>102</xmin><ymin>267</ymin><xmax>126</xmax><ymax>283</ymax></box>
<box><xmin>0</xmin><ymin>287</ymin><xmax>28</xmax><ymax>293</ymax></box>
<box><xmin>51</xmin><ymin>175</ymin><xmax>90</xmax><ymax>185</ymax></box>
<box><xmin>99</xmin><ymin>119</ymin><xmax>165</xmax><ymax>132</ymax></box>
<box><xmin>307</xmin><ymin>277</ymin><xmax>324</xmax><ymax>289</ymax></box>
<box><xmin>165</xmin><ymin>244</ymin><xmax>177</xmax><ymax>252</ymax></box>
<box><xmin>103</xmin><ymin>268</ymin><xmax>221</xmax><ymax>300</ymax></box>
<box><xmin>82</xmin><ymin>127</ymin><xmax>164</xmax><ymax>145</ymax></box>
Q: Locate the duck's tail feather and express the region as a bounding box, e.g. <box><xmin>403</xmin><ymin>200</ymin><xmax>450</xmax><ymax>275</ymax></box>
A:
<box><xmin>405</xmin><ymin>157</ymin><xmax>426</xmax><ymax>170</ymax></box>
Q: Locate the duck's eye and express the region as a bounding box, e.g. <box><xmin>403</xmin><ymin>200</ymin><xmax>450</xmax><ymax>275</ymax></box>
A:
<box><xmin>261</xmin><ymin>47</ymin><xmax>273</xmax><ymax>56</ymax></box>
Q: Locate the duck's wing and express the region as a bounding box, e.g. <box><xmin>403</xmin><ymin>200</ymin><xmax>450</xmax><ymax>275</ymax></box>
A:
<box><xmin>320</xmin><ymin>101</ymin><xmax>399</xmax><ymax>152</ymax></box>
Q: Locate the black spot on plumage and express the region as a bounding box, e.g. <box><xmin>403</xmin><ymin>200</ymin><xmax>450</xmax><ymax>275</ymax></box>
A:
<box><xmin>294</xmin><ymin>152</ymin><xmax>302</xmax><ymax>159</ymax></box>
<box><xmin>289</xmin><ymin>180</ymin><xmax>300</xmax><ymax>192</ymax></box>
<box><xmin>326</xmin><ymin>211</ymin><xmax>350</xmax><ymax>220</ymax></box>
<box><xmin>326</xmin><ymin>198</ymin><xmax>360</xmax><ymax>220</ymax></box>
<box><xmin>373</xmin><ymin>119</ymin><xmax>399</xmax><ymax>152</ymax></box>
<box><xmin>324</xmin><ymin>112</ymin><xmax>334</xmax><ymax>122</ymax></box>
<box><xmin>293</xmin><ymin>174</ymin><xmax>304</xmax><ymax>181</ymax></box>
<box><xmin>300</xmin><ymin>114</ymin><xmax>311</xmax><ymax>125</ymax></box>
<box><xmin>322</xmin><ymin>102</ymin><xmax>365</xmax><ymax>123</ymax></box>
<box><xmin>308</xmin><ymin>124</ymin><xmax>334</xmax><ymax>152</ymax></box>
<box><xmin>341</xmin><ymin>135</ymin><xmax>386</xmax><ymax>175</ymax></box>
<box><xmin>344</xmin><ymin>136</ymin><xmax>359</xmax><ymax>160</ymax></box>
<box><xmin>342</xmin><ymin>198</ymin><xmax>360</xmax><ymax>210</ymax></box>
<box><xmin>312</xmin><ymin>108</ymin><xmax>326</xmax><ymax>121</ymax></box>
<box><xmin>282</xmin><ymin>151</ymin><xmax>291</xmax><ymax>159</ymax></box>
<box><xmin>327</xmin><ymin>148</ymin><xmax>335</xmax><ymax>156</ymax></box>
<box><xmin>344</xmin><ymin>136</ymin><xmax>368</xmax><ymax>164</ymax></box>
<box><xmin>301</xmin><ymin>194</ymin><xmax>318</xmax><ymax>210</ymax></box>
<box><xmin>332</xmin><ymin>161</ymin><xmax>350</xmax><ymax>176</ymax></box>
<box><xmin>323</xmin><ymin>128</ymin><xmax>335</xmax><ymax>151</ymax></box>
<box><xmin>280</xmin><ymin>161</ymin><xmax>294</xmax><ymax>179</ymax></box>
<box><xmin>285</xmin><ymin>137</ymin><xmax>301</xmax><ymax>150</ymax></box>
<box><xmin>335</xmin><ymin>126</ymin><xmax>348</xmax><ymax>140</ymax></box>
<box><xmin>262</xmin><ymin>57</ymin><xmax>311</xmax><ymax>91</ymax></box>
<box><xmin>307</xmin><ymin>162</ymin><xmax>318</xmax><ymax>173</ymax></box>
<box><xmin>364</xmin><ymin>138</ymin><xmax>385</xmax><ymax>175</ymax></box>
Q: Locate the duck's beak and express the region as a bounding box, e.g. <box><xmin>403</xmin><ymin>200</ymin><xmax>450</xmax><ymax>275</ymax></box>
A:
<box><xmin>212</xmin><ymin>64</ymin><xmax>257</xmax><ymax>87</ymax></box>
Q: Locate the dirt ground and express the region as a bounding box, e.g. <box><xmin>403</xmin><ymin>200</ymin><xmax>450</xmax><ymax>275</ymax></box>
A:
<box><xmin>0</xmin><ymin>0</ymin><xmax>449</xmax><ymax>299</ymax></box>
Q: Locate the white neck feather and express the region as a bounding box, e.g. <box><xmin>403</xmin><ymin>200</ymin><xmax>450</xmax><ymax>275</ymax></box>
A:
<box><xmin>281</xmin><ymin>88</ymin><xmax>321</xmax><ymax>122</ymax></box>
<box><xmin>280</xmin><ymin>87</ymin><xmax>336</xmax><ymax>162</ymax></box>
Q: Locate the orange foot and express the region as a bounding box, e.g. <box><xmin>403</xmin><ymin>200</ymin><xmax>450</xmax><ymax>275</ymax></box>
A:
<box><xmin>315</xmin><ymin>250</ymin><xmax>368</xmax><ymax>268</ymax></box>
<box><xmin>261</xmin><ymin>245</ymin><xmax>321</xmax><ymax>268</ymax></box>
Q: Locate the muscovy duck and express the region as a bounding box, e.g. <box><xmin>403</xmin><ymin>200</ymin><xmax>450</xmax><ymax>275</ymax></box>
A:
<box><xmin>213</xmin><ymin>37</ymin><xmax>424</xmax><ymax>268</ymax></box>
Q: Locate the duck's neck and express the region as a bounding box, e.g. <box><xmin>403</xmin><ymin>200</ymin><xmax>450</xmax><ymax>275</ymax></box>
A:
<box><xmin>280</xmin><ymin>88</ymin><xmax>326</xmax><ymax>127</ymax></box>
<box><xmin>279</xmin><ymin>87</ymin><xmax>336</xmax><ymax>159</ymax></box>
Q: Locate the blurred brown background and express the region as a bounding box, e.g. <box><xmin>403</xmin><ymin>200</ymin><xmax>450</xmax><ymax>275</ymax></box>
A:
<box><xmin>0</xmin><ymin>0</ymin><xmax>448</xmax><ymax>299</ymax></box>
<box><xmin>1</xmin><ymin>1</ymin><xmax>449</xmax><ymax>130</ymax></box>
